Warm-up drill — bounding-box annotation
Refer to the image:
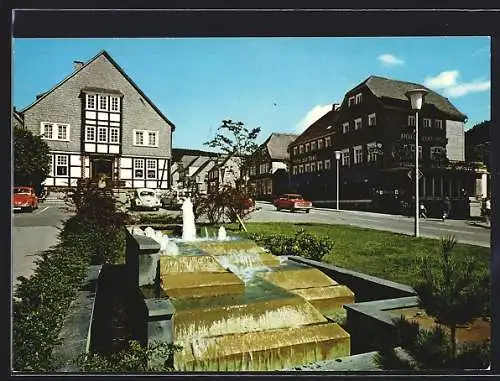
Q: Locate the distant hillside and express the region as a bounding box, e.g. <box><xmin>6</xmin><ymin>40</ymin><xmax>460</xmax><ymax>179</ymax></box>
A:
<box><xmin>172</xmin><ymin>148</ymin><xmax>219</xmax><ymax>161</ymax></box>
<box><xmin>465</xmin><ymin>120</ymin><xmax>489</xmax><ymax>167</ymax></box>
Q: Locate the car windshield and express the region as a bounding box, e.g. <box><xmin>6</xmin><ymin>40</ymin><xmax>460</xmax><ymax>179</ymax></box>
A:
<box><xmin>14</xmin><ymin>188</ymin><xmax>31</xmax><ymax>194</ymax></box>
<box><xmin>140</xmin><ymin>191</ymin><xmax>155</xmax><ymax>197</ymax></box>
<box><xmin>288</xmin><ymin>195</ymin><xmax>303</xmax><ymax>200</ymax></box>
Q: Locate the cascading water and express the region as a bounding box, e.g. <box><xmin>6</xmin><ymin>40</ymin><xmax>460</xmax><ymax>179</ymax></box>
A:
<box><xmin>218</xmin><ymin>226</ymin><xmax>227</xmax><ymax>241</ymax></box>
<box><xmin>182</xmin><ymin>198</ymin><xmax>197</xmax><ymax>241</ymax></box>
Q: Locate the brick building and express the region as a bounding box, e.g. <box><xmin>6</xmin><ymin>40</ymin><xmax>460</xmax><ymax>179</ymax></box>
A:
<box><xmin>16</xmin><ymin>50</ymin><xmax>174</xmax><ymax>190</ymax></box>
<box><xmin>289</xmin><ymin>76</ymin><xmax>485</xmax><ymax>216</ymax></box>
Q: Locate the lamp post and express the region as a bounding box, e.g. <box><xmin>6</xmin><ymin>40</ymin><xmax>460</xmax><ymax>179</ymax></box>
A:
<box><xmin>335</xmin><ymin>151</ymin><xmax>341</xmax><ymax>211</ymax></box>
<box><xmin>405</xmin><ymin>88</ymin><xmax>428</xmax><ymax>237</ymax></box>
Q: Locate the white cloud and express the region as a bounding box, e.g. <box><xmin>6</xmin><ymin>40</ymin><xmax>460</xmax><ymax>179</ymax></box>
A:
<box><xmin>377</xmin><ymin>54</ymin><xmax>404</xmax><ymax>66</ymax></box>
<box><xmin>296</xmin><ymin>104</ymin><xmax>332</xmax><ymax>132</ymax></box>
<box><xmin>423</xmin><ymin>70</ymin><xmax>459</xmax><ymax>89</ymax></box>
<box><xmin>424</xmin><ymin>70</ymin><xmax>490</xmax><ymax>98</ymax></box>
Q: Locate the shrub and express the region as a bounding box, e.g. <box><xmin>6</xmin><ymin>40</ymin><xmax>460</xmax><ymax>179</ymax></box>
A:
<box><xmin>249</xmin><ymin>228</ymin><xmax>334</xmax><ymax>261</ymax></box>
<box><xmin>133</xmin><ymin>213</ymin><xmax>182</xmax><ymax>225</ymax></box>
<box><xmin>76</xmin><ymin>340</ymin><xmax>182</xmax><ymax>372</ymax></box>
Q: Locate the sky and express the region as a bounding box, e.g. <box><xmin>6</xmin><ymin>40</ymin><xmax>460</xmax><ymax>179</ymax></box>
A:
<box><xmin>13</xmin><ymin>37</ymin><xmax>490</xmax><ymax>150</ymax></box>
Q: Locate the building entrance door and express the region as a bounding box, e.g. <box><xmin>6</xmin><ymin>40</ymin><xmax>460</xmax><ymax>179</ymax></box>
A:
<box><xmin>91</xmin><ymin>158</ymin><xmax>113</xmax><ymax>181</ymax></box>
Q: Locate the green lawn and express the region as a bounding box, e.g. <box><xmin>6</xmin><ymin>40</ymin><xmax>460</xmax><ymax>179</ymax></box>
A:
<box><xmin>227</xmin><ymin>222</ymin><xmax>490</xmax><ymax>287</ymax></box>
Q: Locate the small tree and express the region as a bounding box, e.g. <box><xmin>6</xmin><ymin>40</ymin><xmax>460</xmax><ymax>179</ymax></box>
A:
<box><xmin>204</xmin><ymin>119</ymin><xmax>261</xmax><ymax>187</ymax></box>
<box><xmin>14</xmin><ymin>126</ymin><xmax>51</xmax><ymax>194</ymax></box>
<box><xmin>415</xmin><ymin>235</ymin><xmax>489</xmax><ymax>359</ymax></box>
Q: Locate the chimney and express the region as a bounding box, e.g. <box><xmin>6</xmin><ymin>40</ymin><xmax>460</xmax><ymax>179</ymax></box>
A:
<box><xmin>73</xmin><ymin>61</ymin><xmax>84</xmax><ymax>71</ymax></box>
<box><xmin>332</xmin><ymin>103</ymin><xmax>340</xmax><ymax>111</ymax></box>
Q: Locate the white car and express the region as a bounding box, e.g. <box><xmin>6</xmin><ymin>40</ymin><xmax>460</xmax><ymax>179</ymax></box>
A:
<box><xmin>130</xmin><ymin>188</ymin><xmax>161</xmax><ymax>211</ymax></box>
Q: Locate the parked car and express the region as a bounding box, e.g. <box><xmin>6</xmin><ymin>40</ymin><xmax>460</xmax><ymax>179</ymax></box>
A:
<box><xmin>130</xmin><ymin>188</ymin><xmax>161</xmax><ymax>211</ymax></box>
<box><xmin>13</xmin><ymin>186</ymin><xmax>39</xmax><ymax>212</ymax></box>
<box><xmin>160</xmin><ymin>189</ymin><xmax>189</xmax><ymax>210</ymax></box>
<box><xmin>274</xmin><ymin>193</ymin><xmax>312</xmax><ymax>213</ymax></box>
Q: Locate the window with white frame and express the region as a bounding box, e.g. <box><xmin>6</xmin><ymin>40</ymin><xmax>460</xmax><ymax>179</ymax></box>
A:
<box><xmin>341</xmin><ymin>149</ymin><xmax>350</xmax><ymax>166</ymax></box>
<box><xmin>317</xmin><ymin>139</ymin><xmax>323</xmax><ymax>149</ymax></box>
<box><xmin>430</xmin><ymin>146</ymin><xmax>446</xmax><ymax>160</ymax></box>
<box><xmin>86</xmin><ymin>94</ymin><xmax>96</xmax><ymax>110</ymax></box>
<box><xmin>305</xmin><ymin>163</ymin><xmax>310</xmax><ymax>172</ymax></box>
<box><xmin>317</xmin><ymin>161</ymin><xmax>323</xmax><ymax>171</ymax></box>
<box><xmin>310</xmin><ymin>162</ymin><xmax>316</xmax><ymax>172</ymax></box>
<box><xmin>348</xmin><ymin>96</ymin><xmax>355</xmax><ymax>107</ymax></box>
<box><xmin>40</xmin><ymin>122</ymin><xmax>70</xmax><ymax>141</ymax></box>
<box><xmin>299</xmin><ymin>145</ymin><xmax>304</xmax><ymax>154</ymax></box>
<box><xmin>299</xmin><ymin>164</ymin><xmax>304</xmax><ymax>174</ymax></box>
<box><xmin>366</xmin><ymin>142</ymin><xmax>379</xmax><ymax>162</ymax></box>
<box><xmin>355</xmin><ymin>118</ymin><xmax>362</xmax><ymax>130</ymax></box>
<box><xmin>423</xmin><ymin>118</ymin><xmax>432</xmax><ymax>128</ymax></box>
<box><xmin>293</xmin><ymin>146</ymin><xmax>298</xmax><ymax>156</ymax></box>
<box><xmin>305</xmin><ymin>142</ymin><xmax>310</xmax><ymax>152</ymax></box>
<box><xmin>133</xmin><ymin>130</ymin><xmax>159</xmax><ymax>147</ymax></box>
<box><xmin>311</xmin><ymin>141</ymin><xmax>317</xmax><ymax>151</ymax></box>
<box><xmin>325</xmin><ymin>159</ymin><xmax>331</xmax><ymax>170</ymax></box>
<box><xmin>342</xmin><ymin>122</ymin><xmax>349</xmax><ymax>134</ymax></box>
<box><xmin>410</xmin><ymin>145</ymin><xmax>423</xmax><ymax>160</ymax></box>
<box><xmin>134</xmin><ymin>159</ymin><xmax>144</xmax><ymax>178</ymax></box>
<box><xmin>55</xmin><ymin>155</ymin><xmax>68</xmax><ymax>176</ymax></box>
<box><xmin>292</xmin><ymin>165</ymin><xmax>298</xmax><ymax>175</ymax></box>
<box><xmin>435</xmin><ymin>119</ymin><xmax>443</xmax><ymax>129</ymax></box>
<box><xmin>353</xmin><ymin>145</ymin><xmax>363</xmax><ymax>164</ymax></box>
<box><xmin>148</xmin><ymin>132</ymin><xmax>157</xmax><ymax>146</ymax></box>
<box><xmin>98</xmin><ymin>127</ymin><xmax>108</xmax><ymax>143</ymax></box>
<box><xmin>85</xmin><ymin>126</ymin><xmax>96</xmax><ymax>142</ymax></box>
<box><xmin>325</xmin><ymin>136</ymin><xmax>332</xmax><ymax>148</ymax></box>
<box><xmin>146</xmin><ymin>159</ymin><xmax>157</xmax><ymax>179</ymax></box>
<box><xmin>134</xmin><ymin>131</ymin><xmax>144</xmax><ymax>145</ymax></box>
<box><xmin>355</xmin><ymin>93</ymin><xmax>363</xmax><ymax>104</ymax></box>
<box><xmin>408</xmin><ymin>115</ymin><xmax>416</xmax><ymax>126</ymax></box>
<box><xmin>368</xmin><ymin>113</ymin><xmax>376</xmax><ymax>126</ymax></box>
<box><xmin>110</xmin><ymin>128</ymin><xmax>120</xmax><ymax>143</ymax></box>
<box><xmin>98</xmin><ymin>95</ymin><xmax>108</xmax><ymax>111</ymax></box>
<box><xmin>110</xmin><ymin>97</ymin><xmax>120</xmax><ymax>112</ymax></box>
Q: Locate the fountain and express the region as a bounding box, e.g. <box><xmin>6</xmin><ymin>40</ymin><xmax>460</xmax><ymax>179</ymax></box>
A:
<box><xmin>181</xmin><ymin>198</ymin><xmax>197</xmax><ymax>241</ymax></box>
<box><xmin>128</xmin><ymin>196</ymin><xmax>355</xmax><ymax>371</ymax></box>
<box><xmin>218</xmin><ymin>226</ymin><xmax>227</xmax><ymax>241</ymax></box>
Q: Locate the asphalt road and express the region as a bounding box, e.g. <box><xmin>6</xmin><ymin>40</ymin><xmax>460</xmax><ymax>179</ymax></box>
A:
<box><xmin>12</xmin><ymin>202</ymin><xmax>72</xmax><ymax>289</ymax></box>
<box><xmin>249</xmin><ymin>202</ymin><xmax>490</xmax><ymax>248</ymax></box>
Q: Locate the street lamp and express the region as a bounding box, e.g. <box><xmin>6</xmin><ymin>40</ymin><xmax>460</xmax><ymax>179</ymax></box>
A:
<box><xmin>335</xmin><ymin>151</ymin><xmax>341</xmax><ymax>211</ymax></box>
<box><xmin>405</xmin><ymin>88</ymin><xmax>428</xmax><ymax>237</ymax></box>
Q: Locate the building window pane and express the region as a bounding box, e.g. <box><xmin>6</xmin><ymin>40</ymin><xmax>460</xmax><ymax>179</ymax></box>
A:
<box><xmin>368</xmin><ymin>113</ymin><xmax>376</xmax><ymax>126</ymax></box>
<box><xmin>325</xmin><ymin>137</ymin><xmax>332</xmax><ymax>148</ymax></box>
<box><xmin>111</xmin><ymin>97</ymin><xmax>120</xmax><ymax>112</ymax></box>
<box><xmin>348</xmin><ymin>96</ymin><xmax>355</xmax><ymax>107</ymax></box>
<box><xmin>305</xmin><ymin>143</ymin><xmax>310</xmax><ymax>152</ymax></box>
<box><xmin>343</xmin><ymin>122</ymin><xmax>349</xmax><ymax>134</ymax></box>
<box><xmin>57</xmin><ymin>124</ymin><xmax>68</xmax><ymax>140</ymax></box>
<box><xmin>325</xmin><ymin>159</ymin><xmax>331</xmax><ymax>170</ymax></box>
<box><xmin>146</xmin><ymin>159</ymin><xmax>157</xmax><ymax>179</ymax></box>
<box><xmin>148</xmin><ymin>132</ymin><xmax>157</xmax><ymax>146</ymax></box>
<box><xmin>86</xmin><ymin>94</ymin><xmax>96</xmax><ymax>110</ymax></box>
<box><xmin>355</xmin><ymin>93</ymin><xmax>363</xmax><ymax>104</ymax></box>
<box><xmin>423</xmin><ymin>118</ymin><xmax>432</xmax><ymax>128</ymax></box>
<box><xmin>342</xmin><ymin>149</ymin><xmax>350</xmax><ymax>166</ymax></box>
<box><xmin>317</xmin><ymin>161</ymin><xmax>323</xmax><ymax>171</ymax></box>
<box><xmin>435</xmin><ymin>119</ymin><xmax>443</xmax><ymax>129</ymax></box>
<box><xmin>134</xmin><ymin>159</ymin><xmax>144</xmax><ymax>178</ymax></box>
<box><xmin>354</xmin><ymin>146</ymin><xmax>363</xmax><ymax>164</ymax></box>
<box><xmin>99</xmin><ymin>95</ymin><xmax>108</xmax><ymax>111</ymax></box>
<box><xmin>293</xmin><ymin>147</ymin><xmax>298</xmax><ymax>155</ymax></box>
<box><xmin>135</xmin><ymin>131</ymin><xmax>144</xmax><ymax>145</ymax></box>
<box><xmin>42</xmin><ymin>123</ymin><xmax>53</xmax><ymax>139</ymax></box>
<box><xmin>55</xmin><ymin>155</ymin><xmax>68</xmax><ymax>176</ymax></box>
<box><xmin>355</xmin><ymin>118</ymin><xmax>362</xmax><ymax>130</ymax></box>
<box><xmin>98</xmin><ymin>127</ymin><xmax>108</xmax><ymax>143</ymax></box>
<box><xmin>299</xmin><ymin>145</ymin><xmax>304</xmax><ymax>154</ymax></box>
<box><xmin>311</xmin><ymin>141</ymin><xmax>317</xmax><ymax>151</ymax></box>
<box><xmin>110</xmin><ymin>128</ymin><xmax>120</xmax><ymax>143</ymax></box>
<box><xmin>408</xmin><ymin>115</ymin><xmax>416</xmax><ymax>126</ymax></box>
<box><xmin>85</xmin><ymin>126</ymin><xmax>96</xmax><ymax>142</ymax></box>
<box><xmin>317</xmin><ymin>139</ymin><xmax>323</xmax><ymax>149</ymax></box>
<box><xmin>310</xmin><ymin>162</ymin><xmax>316</xmax><ymax>172</ymax></box>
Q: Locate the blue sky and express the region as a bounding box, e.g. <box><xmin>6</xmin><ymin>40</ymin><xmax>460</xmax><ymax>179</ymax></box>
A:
<box><xmin>13</xmin><ymin>37</ymin><xmax>490</xmax><ymax>150</ymax></box>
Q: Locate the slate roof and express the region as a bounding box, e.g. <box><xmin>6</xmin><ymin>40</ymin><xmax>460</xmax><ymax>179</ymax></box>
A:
<box><xmin>262</xmin><ymin>133</ymin><xmax>299</xmax><ymax>160</ymax></box>
<box><xmin>291</xmin><ymin>109</ymin><xmax>339</xmax><ymax>146</ymax></box>
<box><xmin>355</xmin><ymin>76</ymin><xmax>467</xmax><ymax>121</ymax></box>
<box><xmin>172</xmin><ymin>148</ymin><xmax>218</xmax><ymax>161</ymax></box>
<box><xmin>19</xmin><ymin>50</ymin><xmax>176</xmax><ymax>130</ymax></box>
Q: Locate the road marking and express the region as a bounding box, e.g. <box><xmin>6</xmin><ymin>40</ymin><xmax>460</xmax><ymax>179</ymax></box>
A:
<box><xmin>35</xmin><ymin>206</ymin><xmax>49</xmax><ymax>215</ymax></box>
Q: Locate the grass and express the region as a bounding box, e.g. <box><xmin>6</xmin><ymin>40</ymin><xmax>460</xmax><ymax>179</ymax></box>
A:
<box><xmin>225</xmin><ymin>222</ymin><xmax>490</xmax><ymax>287</ymax></box>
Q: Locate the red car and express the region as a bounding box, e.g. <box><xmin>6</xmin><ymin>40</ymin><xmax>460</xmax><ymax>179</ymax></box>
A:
<box><xmin>274</xmin><ymin>193</ymin><xmax>312</xmax><ymax>213</ymax></box>
<box><xmin>13</xmin><ymin>186</ymin><xmax>39</xmax><ymax>212</ymax></box>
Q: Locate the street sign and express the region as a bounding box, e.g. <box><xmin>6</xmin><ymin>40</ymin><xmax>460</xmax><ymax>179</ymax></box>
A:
<box><xmin>407</xmin><ymin>169</ymin><xmax>423</xmax><ymax>181</ymax></box>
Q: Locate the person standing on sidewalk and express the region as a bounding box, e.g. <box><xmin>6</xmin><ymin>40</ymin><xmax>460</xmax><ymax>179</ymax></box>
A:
<box><xmin>485</xmin><ymin>197</ymin><xmax>491</xmax><ymax>225</ymax></box>
<box><xmin>419</xmin><ymin>202</ymin><xmax>427</xmax><ymax>219</ymax></box>
<box><xmin>442</xmin><ymin>196</ymin><xmax>451</xmax><ymax>222</ymax></box>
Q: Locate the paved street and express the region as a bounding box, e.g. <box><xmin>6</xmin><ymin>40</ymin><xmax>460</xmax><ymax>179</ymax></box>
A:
<box><xmin>249</xmin><ymin>202</ymin><xmax>490</xmax><ymax>248</ymax></box>
<box><xmin>12</xmin><ymin>202</ymin><xmax>73</xmax><ymax>289</ymax></box>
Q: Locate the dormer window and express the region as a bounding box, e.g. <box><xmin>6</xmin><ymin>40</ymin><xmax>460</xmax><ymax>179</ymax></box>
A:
<box><xmin>355</xmin><ymin>93</ymin><xmax>363</xmax><ymax>104</ymax></box>
<box><xmin>348</xmin><ymin>96</ymin><xmax>356</xmax><ymax>107</ymax></box>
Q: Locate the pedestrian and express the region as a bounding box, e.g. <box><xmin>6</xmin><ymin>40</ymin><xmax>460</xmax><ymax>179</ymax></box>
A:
<box><xmin>442</xmin><ymin>196</ymin><xmax>451</xmax><ymax>222</ymax></box>
<box><xmin>485</xmin><ymin>197</ymin><xmax>491</xmax><ymax>224</ymax></box>
<box><xmin>419</xmin><ymin>202</ymin><xmax>427</xmax><ymax>219</ymax></box>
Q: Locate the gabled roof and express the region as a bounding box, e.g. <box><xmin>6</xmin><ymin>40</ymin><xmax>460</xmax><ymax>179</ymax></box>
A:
<box><xmin>260</xmin><ymin>133</ymin><xmax>298</xmax><ymax>160</ymax></box>
<box><xmin>19</xmin><ymin>50</ymin><xmax>175</xmax><ymax>130</ymax></box>
<box><xmin>192</xmin><ymin>159</ymin><xmax>215</xmax><ymax>177</ymax></box>
<box><xmin>172</xmin><ymin>148</ymin><xmax>218</xmax><ymax>161</ymax></box>
<box><xmin>291</xmin><ymin>108</ymin><xmax>339</xmax><ymax>146</ymax></box>
<box><xmin>13</xmin><ymin>109</ymin><xmax>23</xmax><ymax>125</ymax></box>
<box><xmin>351</xmin><ymin>75</ymin><xmax>467</xmax><ymax>121</ymax></box>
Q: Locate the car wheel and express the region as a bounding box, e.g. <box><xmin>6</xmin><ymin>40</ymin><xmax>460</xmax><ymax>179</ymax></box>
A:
<box><xmin>276</xmin><ymin>207</ymin><xmax>281</xmax><ymax>211</ymax></box>
<box><xmin>306</xmin><ymin>209</ymin><xmax>310</xmax><ymax>214</ymax></box>
<box><xmin>291</xmin><ymin>208</ymin><xmax>296</xmax><ymax>213</ymax></box>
